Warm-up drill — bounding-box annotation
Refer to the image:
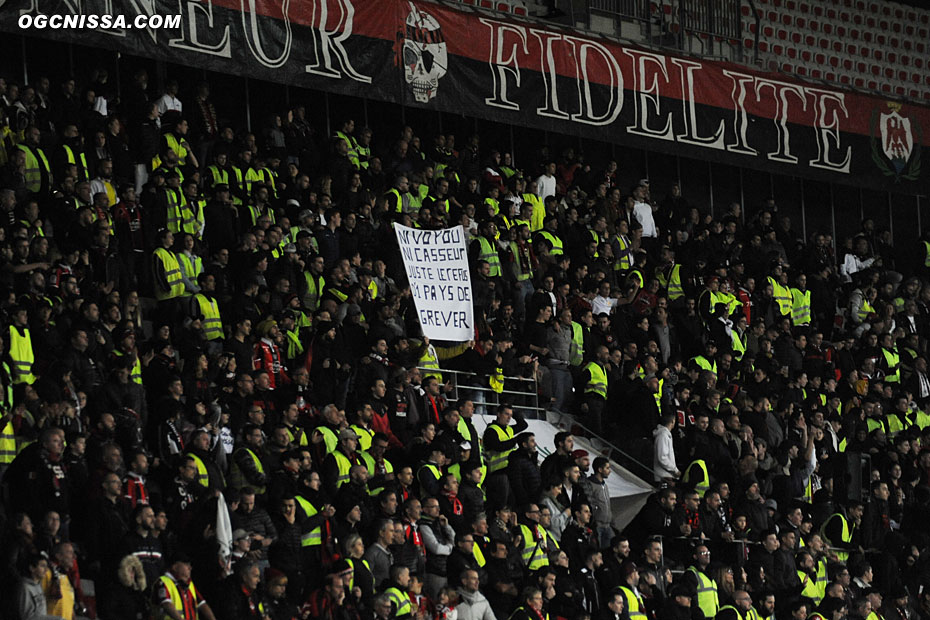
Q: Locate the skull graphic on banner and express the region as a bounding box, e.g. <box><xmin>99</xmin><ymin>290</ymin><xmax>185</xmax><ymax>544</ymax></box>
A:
<box><xmin>401</xmin><ymin>3</ymin><xmax>447</xmax><ymax>103</ymax></box>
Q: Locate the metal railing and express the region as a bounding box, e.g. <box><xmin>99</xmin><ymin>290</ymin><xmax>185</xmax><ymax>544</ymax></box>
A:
<box><xmin>421</xmin><ymin>366</ymin><xmax>657</xmax><ymax>484</ymax></box>
<box><xmin>680</xmin><ymin>0</ymin><xmax>741</xmax><ymax>39</ymax></box>
<box><xmin>588</xmin><ymin>0</ymin><xmax>652</xmax><ymax>23</ymax></box>
<box><xmin>418</xmin><ymin>366</ymin><xmax>544</xmax><ymax>418</ymax></box>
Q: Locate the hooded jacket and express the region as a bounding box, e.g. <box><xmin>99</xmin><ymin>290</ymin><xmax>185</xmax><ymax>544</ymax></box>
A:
<box><xmin>653</xmin><ymin>424</ymin><xmax>678</xmax><ymax>481</ymax></box>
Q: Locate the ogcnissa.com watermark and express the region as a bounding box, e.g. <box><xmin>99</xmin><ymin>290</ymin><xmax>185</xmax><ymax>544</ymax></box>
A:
<box><xmin>18</xmin><ymin>13</ymin><xmax>181</xmax><ymax>29</ymax></box>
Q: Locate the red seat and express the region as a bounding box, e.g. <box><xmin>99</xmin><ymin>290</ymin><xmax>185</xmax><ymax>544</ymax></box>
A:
<box><xmin>809</xmin><ymin>21</ymin><xmax>820</xmax><ymax>33</ymax></box>
<box><xmin>787</xmin><ymin>47</ymin><xmax>798</xmax><ymax>59</ymax></box>
<box><xmin>894</xmin><ymin>85</ymin><xmax>906</xmax><ymax>96</ymax></box>
<box><xmin>846</xmin><ymin>42</ymin><xmax>858</xmax><ymax>56</ymax></box>
<box><xmin>905</xmin><ymin>24</ymin><xmax>915</xmax><ymax>36</ymax></box>
<box><xmin>853</xmin><ymin>13</ymin><xmax>863</xmax><ymax>25</ymax></box>
<box><xmin>916</xmin><ymin>58</ymin><xmax>926</xmax><ymax>70</ymax></box>
<box><xmin>903</xmin><ymin>40</ymin><xmax>913</xmax><ymax>51</ymax></box>
<box><xmin>839</xmin><ymin>73</ymin><xmax>851</xmax><ymax>85</ymax></box>
<box><xmin>886</xmin><ymin>51</ymin><xmax>897</xmax><ymax>64</ymax></box>
<box><xmin>479</xmin><ymin>0</ymin><xmax>493</xmax><ymax>7</ymax></box>
<box><xmin>763</xmin><ymin>25</ymin><xmax>774</xmax><ymax>37</ymax></box>
<box><xmin>799</xmin><ymin>2</ymin><xmax>810</xmax><ymax>14</ymax></box>
<box><xmin>866</xmin><ymin>16</ymin><xmax>875</xmax><ymax>28</ymax></box>
<box><xmin>853</xmin><ymin>76</ymin><xmax>866</xmax><ymax>88</ymax></box>
<box><xmin>880</xmin><ymin>82</ymin><xmax>891</xmax><ymax>93</ymax></box>
<box><xmin>801</xmin><ymin>48</ymin><xmax>812</xmax><ymax>62</ymax></box>
<box><xmin>892</xmin><ymin>22</ymin><xmax>902</xmax><ymax>34</ymax></box>
<box><xmin>898</xmin><ymin>69</ymin><xmax>909</xmax><ymax>81</ymax></box>
<box><xmin>835</xmin><ymin>25</ymin><xmax>846</xmax><ymax>37</ymax></box>
<box><xmin>777</xmin><ymin>28</ymin><xmax>788</xmax><ymax>40</ymax></box>
<box><xmin>889</xmin><ymin>37</ymin><xmax>900</xmax><ymax>49</ymax></box>
<box><xmin>825</xmin><ymin>70</ymin><xmax>837</xmax><ymax>81</ymax></box>
<box><xmin>842</xmin><ymin>57</ymin><xmax>854</xmax><ymax>70</ymax></box>
<box><xmin>817</xmin><ymin>51</ymin><xmax>828</xmax><ymax>65</ymax></box>
<box><xmin>744</xmin><ymin>38</ymin><xmax>754</xmax><ymax>48</ymax></box>
<box><xmin>861</xmin><ymin>30</ymin><xmax>873</xmax><ymax>42</ymax></box>
<box><xmin>875</xmin><ymin>33</ymin><xmax>887</xmax><ymax>46</ymax></box>
<box><xmin>919</xmin><ymin>27</ymin><xmax>929</xmax><ymax>38</ymax></box>
<box><xmin>772</xmin><ymin>42</ymin><xmax>785</xmax><ymax>55</ymax></box>
<box><xmin>795</xmin><ymin>17</ymin><xmax>806</xmax><ymax>29</ymax></box>
<box><xmin>796</xmin><ymin>65</ymin><xmax>808</xmax><ymax>77</ymax></box>
<box><xmin>832</xmin><ymin>40</ymin><xmax>843</xmax><ymax>53</ymax></box>
<box><xmin>781</xmin><ymin>62</ymin><xmax>794</xmax><ymax>73</ymax></box>
<box><xmin>809</xmin><ymin>68</ymin><xmax>823</xmax><ymax>79</ymax></box>
<box><xmin>813</xmin><ymin>4</ymin><xmax>823</xmax><ymax>17</ymax></box>
<box><xmin>916</xmin><ymin>42</ymin><xmax>927</xmax><ymax>54</ymax></box>
<box><xmin>804</xmin><ymin>33</ymin><xmax>816</xmax><ymax>46</ymax></box>
<box><xmin>870</xmin><ymin>64</ymin><xmax>881</xmax><ymax>76</ymax></box>
<box><xmin>849</xmin><ymin>27</ymin><xmax>861</xmax><ymax>39</ymax></box>
<box><xmin>496</xmin><ymin>2</ymin><xmax>510</xmax><ymax>12</ymax></box>
<box><xmin>781</xmin><ymin>13</ymin><xmax>792</xmax><ymax>26</ymax></box>
<box><xmin>826</xmin><ymin>8</ymin><xmax>837</xmax><ymax>19</ymax></box>
<box><xmin>512</xmin><ymin>4</ymin><xmax>527</xmax><ymax>14</ymax></box>
<box><xmin>741</xmin><ymin>4</ymin><xmax>751</xmax><ymax>16</ymax></box>
<box><xmin>912</xmin><ymin>72</ymin><xmax>922</xmax><ymax>84</ymax></box>
<box><xmin>884</xmin><ymin>67</ymin><xmax>895</xmax><ymax>79</ymax></box>
<box><xmin>822</xmin><ymin>22</ymin><xmax>833</xmax><ymax>35</ymax></box>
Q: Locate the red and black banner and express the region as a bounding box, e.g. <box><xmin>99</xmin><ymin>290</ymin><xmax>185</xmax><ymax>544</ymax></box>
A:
<box><xmin>3</xmin><ymin>0</ymin><xmax>929</xmax><ymax>194</ymax></box>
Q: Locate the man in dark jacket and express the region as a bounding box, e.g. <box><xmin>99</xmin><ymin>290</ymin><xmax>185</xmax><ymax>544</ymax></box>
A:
<box><xmin>507</xmin><ymin>432</ymin><xmax>541</xmax><ymax>508</ymax></box>
<box><xmin>217</xmin><ymin>561</ymin><xmax>265</xmax><ymax>619</ymax></box>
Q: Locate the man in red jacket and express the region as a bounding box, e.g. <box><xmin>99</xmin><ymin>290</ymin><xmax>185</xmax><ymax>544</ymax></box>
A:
<box><xmin>252</xmin><ymin>318</ymin><xmax>289</xmax><ymax>390</ymax></box>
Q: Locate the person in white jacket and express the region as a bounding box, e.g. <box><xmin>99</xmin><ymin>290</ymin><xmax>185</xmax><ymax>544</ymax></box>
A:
<box><xmin>653</xmin><ymin>413</ymin><xmax>680</xmax><ymax>482</ymax></box>
<box><xmin>457</xmin><ymin>569</ymin><xmax>497</xmax><ymax>620</ymax></box>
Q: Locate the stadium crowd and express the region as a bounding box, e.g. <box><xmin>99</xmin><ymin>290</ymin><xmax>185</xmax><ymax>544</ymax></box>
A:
<box><xmin>0</xmin><ymin>64</ymin><xmax>929</xmax><ymax>620</ymax></box>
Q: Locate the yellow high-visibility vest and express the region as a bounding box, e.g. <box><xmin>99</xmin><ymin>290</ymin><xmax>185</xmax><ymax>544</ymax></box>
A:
<box><xmin>333</xmin><ymin>450</ymin><xmax>353</xmax><ymax>488</ymax></box>
<box><xmin>519</xmin><ymin>523</ymin><xmax>550</xmax><ymax>569</ymax></box>
<box><xmin>883</xmin><ymin>347</ymin><xmax>901</xmax><ymax>383</ymax></box>
<box><xmin>177</xmin><ymin>253</ymin><xmax>202</xmax><ymax>298</ymax></box>
<box><xmin>619</xmin><ymin>586</ymin><xmax>648</xmax><ymax>620</ymax></box>
<box><xmin>195</xmin><ymin>294</ymin><xmax>223</xmax><ymax>341</ymax></box>
<box><xmin>485</xmin><ymin>424</ymin><xmax>515</xmax><ymax>474</ymax></box>
<box><xmin>9</xmin><ymin>326</ymin><xmax>35</xmax><ymax>385</ymax></box>
<box><xmin>63</xmin><ymin>144</ymin><xmax>89</xmax><ymax>181</ymax></box>
<box><xmin>187</xmin><ymin>453</ymin><xmax>210</xmax><ymax>488</ymax></box>
<box><xmin>158</xmin><ymin>575</ymin><xmax>199</xmax><ymax>620</ymax></box>
<box><xmin>0</xmin><ymin>419</ymin><xmax>16</xmax><ymax>464</ymax></box>
<box><xmin>791</xmin><ymin>288</ymin><xmax>812</xmax><ymax>325</ymax></box>
<box><xmin>164</xmin><ymin>133</ymin><xmax>189</xmax><ymax>164</ymax></box>
<box><xmin>768</xmin><ymin>277</ymin><xmax>792</xmax><ymax>316</ymax></box>
<box><xmin>657</xmin><ymin>264</ymin><xmax>684</xmax><ymax>300</ymax></box>
<box><xmin>584</xmin><ymin>362</ymin><xmax>607</xmax><ymax>399</ymax></box>
<box><xmin>113</xmin><ymin>349</ymin><xmax>142</xmax><ymax>384</ymax></box>
<box><xmin>17</xmin><ymin>144</ymin><xmax>51</xmax><ymax>194</ymax></box>
<box><xmin>295</xmin><ymin>495</ymin><xmax>323</xmax><ymax>546</ymax></box>
<box><xmin>819</xmin><ymin>513</ymin><xmax>853</xmax><ymax>562</ymax></box>
<box><xmin>154</xmin><ymin>248</ymin><xmax>185</xmax><ymax>301</ymax></box>
<box><xmin>683</xmin><ymin>460</ymin><xmax>710</xmax><ymax>495</ymax></box>
<box><xmin>477</xmin><ymin>237</ymin><xmax>502</xmax><ymax>277</ymax></box>
<box><xmin>688</xmin><ymin>566</ymin><xmax>719</xmax><ymax>618</ymax></box>
<box><xmin>538</xmin><ymin>231</ymin><xmax>563</xmax><ymax>255</ymax></box>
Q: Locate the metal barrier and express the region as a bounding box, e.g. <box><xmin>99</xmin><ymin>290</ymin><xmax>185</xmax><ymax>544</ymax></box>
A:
<box><xmin>422</xmin><ymin>366</ymin><xmax>657</xmax><ymax>484</ymax></box>
<box><xmin>680</xmin><ymin>0</ymin><xmax>741</xmax><ymax>39</ymax></box>
<box><xmin>417</xmin><ymin>366</ymin><xmax>545</xmax><ymax>418</ymax></box>
<box><xmin>588</xmin><ymin>0</ymin><xmax>652</xmax><ymax>23</ymax></box>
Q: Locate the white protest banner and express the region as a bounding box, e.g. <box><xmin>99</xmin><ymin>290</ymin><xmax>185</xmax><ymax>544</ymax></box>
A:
<box><xmin>395</xmin><ymin>224</ymin><xmax>474</xmax><ymax>341</ymax></box>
